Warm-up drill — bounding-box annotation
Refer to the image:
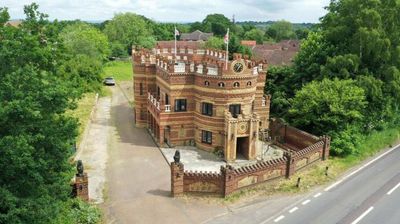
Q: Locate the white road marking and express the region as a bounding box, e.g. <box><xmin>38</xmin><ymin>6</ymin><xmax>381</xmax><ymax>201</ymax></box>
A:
<box><xmin>302</xmin><ymin>199</ymin><xmax>311</xmax><ymax>205</ymax></box>
<box><xmin>387</xmin><ymin>182</ymin><xmax>400</xmax><ymax>195</ymax></box>
<box><xmin>314</xmin><ymin>192</ymin><xmax>322</xmax><ymax>198</ymax></box>
<box><xmin>274</xmin><ymin>215</ymin><xmax>285</xmax><ymax>222</ymax></box>
<box><xmin>325</xmin><ymin>143</ymin><xmax>400</xmax><ymax>191</ymax></box>
<box><xmin>289</xmin><ymin>207</ymin><xmax>298</xmax><ymax>213</ymax></box>
<box><xmin>351</xmin><ymin>206</ymin><xmax>374</xmax><ymax>224</ymax></box>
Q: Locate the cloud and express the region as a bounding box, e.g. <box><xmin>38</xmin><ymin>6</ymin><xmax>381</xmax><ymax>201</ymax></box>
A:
<box><xmin>2</xmin><ymin>0</ymin><xmax>330</xmax><ymax>22</ymax></box>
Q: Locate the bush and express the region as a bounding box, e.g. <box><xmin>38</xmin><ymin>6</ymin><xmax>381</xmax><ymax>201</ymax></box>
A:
<box><xmin>329</xmin><ymin>126</ymin><xmax>362</xmax><ymax>156</ymax></box>
<box><xmin>53</xmin><ymin>199</ymin><xmax>101</xmax><ymax>224</ymax></box>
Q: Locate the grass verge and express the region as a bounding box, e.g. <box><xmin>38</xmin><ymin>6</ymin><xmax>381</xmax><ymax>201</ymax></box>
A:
<box><xmin>67</xmin><ymin>93</ymin><xmax>97</xmax><ymax>146</ymax></box>
<box><xmin>103</xmin><ymin>61</ymin><xmax>133</xmax><ymax>82</ymax></box>
<box><xmin>221</xmin><ymin>126</ymin><xmax>400</xmax><ymax>203</ymax></box>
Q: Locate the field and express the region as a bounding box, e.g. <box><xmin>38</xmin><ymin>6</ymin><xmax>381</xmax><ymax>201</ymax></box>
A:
<box><xmin>103</xmin><ymin>60</ymin><xmax>133</xmax><ymax>82</ymax></box>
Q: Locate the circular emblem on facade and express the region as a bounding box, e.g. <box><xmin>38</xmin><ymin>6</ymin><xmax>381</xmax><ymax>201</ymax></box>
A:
<box><xmin>232</xmin><ymin>61</ymin><xmax>244</xmax><ymax>73</ymax></box>
<box><xmin>238</xmin><ymin>123</ymin><xmax>248</xmax><ymax>134</ymax></box>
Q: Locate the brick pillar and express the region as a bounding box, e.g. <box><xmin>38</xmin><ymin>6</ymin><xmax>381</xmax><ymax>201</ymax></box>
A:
<box><xmin>322</xmin><ymin>135</ymin><xmax>331</xmax><ymax>160</ymax></box>
<box><xmin>74</xmin><ymin>173</ymin><xmax>89</xmax><ymax>201</ymax></box>
<box><xmin>285</xmin><ymin>152</ymin><xmax>295</xmax><ymax>178</ymax></box>
<box><xmin>221</xmin><ymin>165</ymin><xmax>236</xmax><ymax>197</ymax></box>
<box><xmin>171</xmin><ymin>162</ymin><xmax>184</xmax><ymax>197</ymax></box>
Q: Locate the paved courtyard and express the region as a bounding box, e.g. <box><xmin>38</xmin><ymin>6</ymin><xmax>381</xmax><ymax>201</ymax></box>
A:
<box><xmin>161</xmin><ymin>142</ymin><xmax>285</xmax><ymax>173</ymax></box>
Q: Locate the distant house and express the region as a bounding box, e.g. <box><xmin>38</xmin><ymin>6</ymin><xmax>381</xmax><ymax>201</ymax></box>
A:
<box><xmin>5</xmin><ymin>20</ymin><xmax>23</xmax><ymax>27</ymax></box>
<box><xmin>180</xmin><ymin>30</ymin><xmax>213</xmax><ymax>41</ymax></box>
<box><xmin>249</xmin><ymin>40</ymin><xmax>300</xmax><ymax>66</ymax></box>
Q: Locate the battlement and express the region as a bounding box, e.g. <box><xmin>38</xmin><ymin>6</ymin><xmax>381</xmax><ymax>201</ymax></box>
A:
<box><xmin>184</xmin><ymin>170</ymin><xmax>222</xmax><ymax>179</ymax></box>
<box><xmin>133</xmin><ymin>47</ymin><xmax>267</xmax><ymax>77</ymax></box>
<box><xmin>233</xmin><ymin>157</ymin><xmax>287</xmax><ymax>176</ymax></box>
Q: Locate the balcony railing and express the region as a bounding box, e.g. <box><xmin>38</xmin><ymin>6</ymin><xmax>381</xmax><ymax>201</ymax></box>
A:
<box><xmin>147</xmin><ymin>92</ymin><xmax>171</xmax><ymax>113</ymax></box>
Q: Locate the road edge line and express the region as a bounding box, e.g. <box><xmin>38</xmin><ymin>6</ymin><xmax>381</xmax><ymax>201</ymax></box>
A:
<box><xmin>351</xmin><ymin>206</ymin><xmax>374</xmax><ymax>224</ymax></box>
<box><xmin>325</xmin><ymin>143</ymin><xmax>400</xmax><ymax>191</ymax></box>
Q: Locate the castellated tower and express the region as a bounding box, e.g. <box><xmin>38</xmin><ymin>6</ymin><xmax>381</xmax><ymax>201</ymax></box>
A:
<box><xmin>132</xmin><ymin>42</ymin><xmax>271</xmax><ymax>162</ymax></box>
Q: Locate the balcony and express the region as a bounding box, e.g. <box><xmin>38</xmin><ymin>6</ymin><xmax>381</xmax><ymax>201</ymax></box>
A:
<box><xmin>147</xmin><ymin>92</ymin><xmax>171</xmax><ymax>113</ymax></box>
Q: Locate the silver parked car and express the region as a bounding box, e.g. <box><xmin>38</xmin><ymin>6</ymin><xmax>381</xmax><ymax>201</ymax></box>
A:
<box><xmin>103</xmin><ymin>77</ymin><xmax>116</xmax><ymax>86</ymax></box>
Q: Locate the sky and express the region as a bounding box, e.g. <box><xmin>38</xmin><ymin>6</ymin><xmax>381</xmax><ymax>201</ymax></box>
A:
<box><xmin>2</xmin><ymin>0</ymin><xmax>330</xmax><ymax>23</ymax></box>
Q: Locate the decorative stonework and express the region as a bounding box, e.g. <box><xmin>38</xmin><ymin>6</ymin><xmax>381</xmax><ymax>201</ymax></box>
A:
<box><xmin>188</xmin><ymin>182</ymin><xmax>219</xmax><ymax>193</ymax></box>
<box><xmin>238</xmin><ymin>175</ymin><xmax>257</xmax><ymax>188</ymax></box>
<box><xmin>238</xmin><ymin>123</ymin><xmax>248</xmax><ymax>135</ymax></box>
<box><xmin>263</xmin><ymin>169</ymin><xmax>281</xmax><ymax>180</ymax></box>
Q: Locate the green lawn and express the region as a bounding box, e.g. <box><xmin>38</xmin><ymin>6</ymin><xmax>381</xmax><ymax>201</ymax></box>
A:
<box><xmin>103</xmin><ymin>60</ymin><xmax>133</xmax><ymax>81</ymax></box>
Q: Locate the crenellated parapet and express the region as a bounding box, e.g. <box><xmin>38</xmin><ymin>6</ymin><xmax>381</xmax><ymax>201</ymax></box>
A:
<box><xmin>133</xmin><ymin>47</ymin><xmax>267</xmax><ymax>78</ymax></box>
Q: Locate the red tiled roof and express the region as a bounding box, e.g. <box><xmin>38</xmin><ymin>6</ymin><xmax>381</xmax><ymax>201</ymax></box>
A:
<box><xmin>251</xmin><ymin>39</ymin><xmax>300</xmax><ymax>66</ymax></box>
<box><xmin>241</xmin><ymin>40</ymin><xmax>257</xmax><ymax>47</ymax></box>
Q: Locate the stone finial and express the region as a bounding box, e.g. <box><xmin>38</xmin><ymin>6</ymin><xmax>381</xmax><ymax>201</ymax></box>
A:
<box><xmin>173</xmin><ymin>150</ymin><xmax>181</xmax><ymax>163</ymax></box>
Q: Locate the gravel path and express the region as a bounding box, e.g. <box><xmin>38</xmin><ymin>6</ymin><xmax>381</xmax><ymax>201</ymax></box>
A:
<box><xmin>75</xmin><ymin>96</ymin><xmax>111</xmax><ymax>204</ymax></box>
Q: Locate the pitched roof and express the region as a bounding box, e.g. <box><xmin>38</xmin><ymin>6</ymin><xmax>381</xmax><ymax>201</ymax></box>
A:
<box><xmin>180</xmin><ymin>30</ymin><xmax>213</xmax><ymax>41</ymax></box>
<box><xmin>252</xmin><ymin>39</ymin><xmax>300</xmax><ymax>66</ymax></box>
<box><xmin>5</xmin><ymin>20</ymin><xmax>22</xmax><ymax>27</ymax></box>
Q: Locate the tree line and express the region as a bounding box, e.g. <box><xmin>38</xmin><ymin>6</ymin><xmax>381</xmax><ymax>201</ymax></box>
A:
<box><xmin>266</xmin><ymin>0</ymin><xmax>400</xmax><ymax>156</ymax></box>
<box><xmin>0</xmin><ymin>4</ymin><xmax>101</xmax><ymax>224</ymax></box>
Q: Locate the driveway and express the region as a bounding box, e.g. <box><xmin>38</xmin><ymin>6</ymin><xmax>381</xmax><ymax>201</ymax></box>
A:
<box><xmin>102</xmin><ymin>82</ymin><xmax>225</xmax><ymax>224</ymax></box>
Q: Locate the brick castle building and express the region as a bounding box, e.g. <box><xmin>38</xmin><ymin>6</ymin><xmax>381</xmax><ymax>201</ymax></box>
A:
<box><xmin>132</xmin><ymin>42</ymin><xmax>271</xmax><ymax>162</ymax></box>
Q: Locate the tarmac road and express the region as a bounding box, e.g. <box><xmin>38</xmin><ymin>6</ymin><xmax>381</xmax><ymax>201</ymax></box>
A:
<box><xmin>262</xmin><ymin>145</ymin><xmax>400</xmax><ymax>224</ymax></box>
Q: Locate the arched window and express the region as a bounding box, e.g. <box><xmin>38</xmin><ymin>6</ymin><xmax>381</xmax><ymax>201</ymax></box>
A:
<box><xmin>204</xmin><ymin>81</ymin><xmax>210</xmax><ymax>86</ymax></box>
<box><xmin>247</xmin><ymin>81</ymin><xmax>252</xmax><ymax>86</ymax></box>
<box><xmin>218</xmin><ymin>82</ymin><xmax>225</xmax><ymax>88</ymax></box>
<box><xmin>233</xmin><ymin>82</ymin><xmax>240</xmax><ymax>87</ymax></box>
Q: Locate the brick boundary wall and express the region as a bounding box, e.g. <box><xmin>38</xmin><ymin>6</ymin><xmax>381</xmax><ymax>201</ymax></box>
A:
<box><xmin>171</xmin><ymin>124</ymin><xmax>330</xmax><ymax>197</ymax></box>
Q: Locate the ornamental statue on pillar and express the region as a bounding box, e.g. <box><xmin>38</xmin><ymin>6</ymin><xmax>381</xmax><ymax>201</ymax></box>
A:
<box><xmin>73</xmin><ymin>160</ymin><xmax>89</xmax><ymax>201</ymax></box>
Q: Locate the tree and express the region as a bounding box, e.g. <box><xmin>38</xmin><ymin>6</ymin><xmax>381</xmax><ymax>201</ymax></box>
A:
<box><xmin>293</xmin><ymin>32</ymin><xmax>335</xmax><ymax>88</ymax></box>
<box><xmin>266</xmin><ymin>20</ymin><xmax>296</xmax><ymax>41</ymax></box>
<box><xmin>0</xmin><ymin>4</ymin><xmax>81</xmax><ymax>223</ymax></box>
<box><xmin>243</xmin><ymin>29</ymin><xmax>264</xmax><ymax>44</ymax></box>
<box><xmin>295</xmin><ymin>28</ymin><xmax>309</xmax><ymax>40</ymax></box>
<box><xmin>264</xmin><ymin>66</ymin><xmax>296</xmax><ymax>116</ymax></box>
<box><xmin>190</xmin><ymin>22</ymin><xmax>203</xmax><ymax>32</ymax></box>
<box><xmin>103</xmin><ymin>13</ymin><xmax>154</xmax><ymax>55</ymax></box>
<box><xmin>60</xmin><ymin>22</ymin><xmax>110</xmax><ymax>61</ymax></box>
<box><xmin>321</xmin><ymin>54</ymin><xmax>361</xmax><ymax>79</ymax></box>
<box><xmin>320</xmin><ymin>0</ymin><xmax>393</xmax><ymax>73</ymax></box>
<box><xmin>202</xmin><ymin>14</ymin><xmax>232</xmax><ymax>36</ymax></box>
<box><xmin>228</xmin><ymin>35</ymin><xmax>252</xmax><ymax>59</ymax></box>
<box><xmin>0</xmin><ymin>7</ymin><xmax>10</xmax><ymax>26</ymax></box>
<box><xmin>288</xmin><ymin>78</ymin><xmax>367</xmax><ymax>136</ymax></box>
<box><xmin>205</xmin><ymin>36</ymin><xmax>225</xmax><ymax>50</ymax></box>
<box><xmin>58</xmin><ymin>55</ymin><xmax>103</xmax><ymax>92</ymax></box>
